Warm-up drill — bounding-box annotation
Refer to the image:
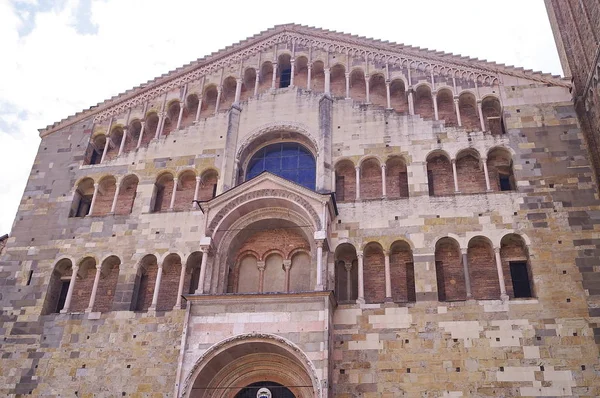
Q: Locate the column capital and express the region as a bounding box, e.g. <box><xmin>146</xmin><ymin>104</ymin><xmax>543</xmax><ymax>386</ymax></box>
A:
<box><xmin>345</xmin><ymin>72</ymin><xmax>350</xmax><ymax>78</ymax></box>
<box><xmin>355</xmin><ymin>165</ymin><xmax>360</xmax><ymax>171</ymax></box>
<box><xmin>195</xmin><ymin>176</ymin><xmax>202</xmax><ymax>182</ymax></box>
<box><xmin>357</xmin><ymin>251</ymin><xmax>364</xmax><ymax>258</ymax></box>
<box><xmin>344</xmin><ymin>262</ymin><xmax>353</xmax><ymax>272</ymax></box>
<box><xmin>140</xmin><ymin>120</ymin><xmax>146</xmax><ymax>126</ymax></box>
<box><xmin>316</xmin><ymin>239</ymin><xmax>324</xmax><ymax>248</ymax></box>
<box><xmin>236</xmin><ymin>78</ymin><xmax>243</xmax><ymax>83</ymax></box>
<box><xmin>460</xmin><ymin>247</ymin><xmax>468</xmax><ymax>255</ymax></box>
<box><xmin>257</xmin><ymin>261</ymin><xmax>266</xmax><ymax>271</ymax></box>
<box><xmin>173</xmin><ymin>177</ymin><xmax>179</xmax><ymax>182</ymax></box>
<box><xmin>283</xmin><ymin>259</ymin><xmax>292</xmax><ymax>270</ymax></box>
<box><xmin>383</xmin><ymin>250</ymin><xmax>390</xmax><ymax>256</ymax></box>
<box><xmin>158</xmin><ymin>112</ymin><xmax>166</xmax><ymax>117</ymax></box>
<box><xmin>324</xmin><ymin>67</ymin><xmax>330</xmax><ymax>73</ymax></box>
<box><xmin>121</xmin><ymin>125</ymin><xmax>128</xmax><ymax>132</ymax></box>
<box><xmin>381</xmin><ymin>164</ymin><xmax>387</xmax><ymax>170</ymax></box>
<box><xmin>93</xmin><ymin>182</ymin><xmax>99</xmax><ymax>188</ymax></box>
<box><xmin>451</xmin><ymin>158</ymin><xmax>457</xmax><ymax>164</ymax></box>
<box><xmin>494</xmin><ymin>247</ymin><xmax>501</xmax><ymax>254</ymax></box>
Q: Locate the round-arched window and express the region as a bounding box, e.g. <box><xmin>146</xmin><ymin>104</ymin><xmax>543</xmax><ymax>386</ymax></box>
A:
<box><xmin>246</xmin><ymin>143</ymin><xmax>316</xmax><ymax>190</ymax></box>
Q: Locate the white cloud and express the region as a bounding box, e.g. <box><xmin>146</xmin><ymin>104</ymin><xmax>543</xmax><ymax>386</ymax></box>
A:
<box><xmin>0</xmin><ymin>0</ymin><xmax>562</xmax><ymax>233</ymax></box>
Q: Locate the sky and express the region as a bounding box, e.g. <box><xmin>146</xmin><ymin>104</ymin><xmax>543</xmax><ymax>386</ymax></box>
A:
<box><xmin>0</xmin><ymin>0</ymin><xmax>563</xmax><ymax>234</ymax></box>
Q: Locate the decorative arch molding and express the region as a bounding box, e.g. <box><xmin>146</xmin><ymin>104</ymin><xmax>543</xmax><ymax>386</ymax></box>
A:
<box><xmin>207</xmin><ymin>189</ymin><xmax>322</xmax><ymax>236</ymax></box>
<box><xmin>180</xmin><ymin>332</ymin><xmax>322</xmax><ymax>398</ymax></box>
<box><xmin>236</xmin><ymin>122</ymin><xmax>319</xmax><ymax>161</ymax></box>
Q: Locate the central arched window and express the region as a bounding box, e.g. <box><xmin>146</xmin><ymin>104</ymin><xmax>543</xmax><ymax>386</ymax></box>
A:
<box><xmin>246</xmin><ymin>143</ymin><xmax>316</xmax><ymax>189</ymax></box>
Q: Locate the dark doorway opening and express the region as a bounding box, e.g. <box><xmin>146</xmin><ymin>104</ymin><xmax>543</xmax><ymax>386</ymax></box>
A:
<box><xmin>280</xmin><ymin>68</ymin><xmax>292</xmax><ymax>88</ymax></box>
<box><xmin>56</xmin><ymin>280</ymin><xmax>70</xmax><ymax>313</ymax></box>
<box><xmin>235</xmin><ymin>381</ymin><xmax>295</xmax><ymax>398</ymax></box>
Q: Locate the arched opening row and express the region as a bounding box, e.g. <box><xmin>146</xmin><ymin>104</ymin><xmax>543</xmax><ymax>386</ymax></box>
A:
<box><xmin>43</xmin><ymin>252</ymin><xmax>206</xmax><ymax>314</ymax></box>
<box><xmin>334</xmin><ymin>233</ymin><xmax>532</xmax><ymax>304</ymax></box>
<box><xmin>335</xmin><ymin>147</ymin><xmax>515</xmax><ymax>202</ymax></box>
<box><xmin>69</xmin><ymin>169</ymin><xmax>218</xmax><ymax>218</ymax></box>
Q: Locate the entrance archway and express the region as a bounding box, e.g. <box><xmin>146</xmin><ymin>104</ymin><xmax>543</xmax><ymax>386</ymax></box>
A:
<box><xmin>182</xmin><ymin>334</ymin><xmax>321</xmax><ymax>398</ymax></box>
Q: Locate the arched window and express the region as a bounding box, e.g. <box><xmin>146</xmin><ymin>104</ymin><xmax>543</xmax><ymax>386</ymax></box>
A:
<box><xmin>246</xmin><ymin>143</ymin><xmax>316</xmax><ymax>190</ymax></box>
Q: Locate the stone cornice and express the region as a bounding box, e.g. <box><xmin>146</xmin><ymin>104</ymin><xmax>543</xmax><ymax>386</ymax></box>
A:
<box><xmin>39</xmin><ymin>24</ymin><xmax>569</xmax><ymax>137</ymax></box>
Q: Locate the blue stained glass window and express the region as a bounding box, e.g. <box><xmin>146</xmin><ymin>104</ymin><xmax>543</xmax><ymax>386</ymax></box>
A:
<box><xmin>246</xmin><ymin>143</ymin><xmax>316</xmax><ymax>189</ymax></box>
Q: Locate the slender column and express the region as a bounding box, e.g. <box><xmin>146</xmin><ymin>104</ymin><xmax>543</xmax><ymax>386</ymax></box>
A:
<box><xmin>176</xmin><ymin>101</ymin><xmax>185</xmax><ymax>130</ymax></box>
<box><xmin>384</xmin><ymin>250</ymin><xmax>392</xmax><ymax>300</ymax></box>
<box><xmin>408</xmin><ymin>88</ymin><xmax>415</xmax><ymax>115</ymax></box>
<box><xmin>451</xmin><ymin>159</ymin><xmax>460</xmax><ymax>193</ymax></box>
<box><xmin>324</xmin><ymin>68</ymin><xmax>331</xmax><ymax>95</ymax></box>
<box><xmin>307</xmin><ymin>65</ymin><xmax>312</xmax><ymax>90</ymax></box>
<box><xmin>482</xmin><ymin>157</ymin><xmax>491</xmax><ymax>191</ymax></box>
<box><xmin>381</xmin><ymin>164</ymin><xmax>387</xmax><ymax>198</ymax></box>
<box><xmin>195</xmin><ymin>248</ymin><xmax>209</xmax><ymax>294</ymax></box>
<box><xmin>136</xmin><ymin>121</ymin><xmax>145</xmax><ymax>149</ymax></box>
<box><xmin>316</xmin><ymin>240</ymin><xmax>324</xmax><ymax>290</ymax></box>
<box><xmin>195</xmin><ymin>98</ymin><xmax>203</xmax><ymax>123</ymax></box>
<box><xmin>214</xmin><ymin>87</ymin><xmax>222</xmax><ymax>115</ymax></box>
<box><xmin>385</xmin><ymin>80</ymin><xmax>392</xmax><ymax>109</ymax></box>
<box><xmin>283</xmin><ymin>260</ymin><xmax>292</xmax><ymax>292</ymax></box>
<box><xmin>357</xmin><ymin>252</ymin><xmax>365</xmax><ymax>302</ymax></box>
<box><xmin>169</xmin><ymin>177</ymin><xmax>178</xmax><ymax>211</ymax></box>
<box><xmin>109</xmin><ymin>177</ymin><xmax>122</xmax><ymax>214</ymax></box>
<box><xmin>154</xmin><ymin>113</ymin><xmax>164</xmax><ymax>139</ymax></box>
<box><xmin>234</xmin><ymin>78</ymin><xmax>243</xmax><ymax>105</ymax></box>
<box><xmin>174</xmin><ymin>262</ymin><xmax>187</xmax><ymax>309</ymax></box>
<box><xmin>100</xmin><ymin>135</ymin><xmax>111</xmax><ymax>163</ymax></box>
<box><xmin>253</xmin><ymin>72</ymin><xmax>260</xmax><ymax>96</ymax></box>
<box><xmin>257</xmin><ymin>261</ymin><xmax>266</xmax><ymax>293</ymax></box>
<box><xmin>88</xmin><ymin>183</ymin><xmax>100</xmax><ymax>216</ymax></box>
<box><xmin>61</xmin><ymin>265</ymin><xmax>80</xmax><ymax>313</ymax></box>
<box><xmin>271</xmin><ymin>64</ymin><xmax>278</xmax><ymax>89</ymax></box>
<box><xmin>477</xmin><ymin>100</ymin><xmax>485</xmax><ymax>131</ymax></box>
<box><xmin>461</xmin><ymin>248</ymin><xmax>472</xmax><ymax>299</ymax></box>
<box><xmin>149</xmin><ymin>264</ymin><xmax>163</xmax><ymax>310</ymax></box>
<box><xmin>86</xmin><ymin>267</ymin><xmax>101</xmax><ymax>312</ymax></box>
<box><xmin>345</xmin><ymin>72</ymin><xmax>350</xmax><ymax>99</ymax></box>
<box><xmin>454</xmin><ymin>97</ymin><xmax>462</xmax><ymax>126</ymax></box>
<box><xmin>118</xmin><ymin>127</ymin><xmax>127</xmax><ymax>156</ymax></box>
<box><xmin>345</xmin><ymin>262</ymin><xmax>353</xmax><ymax>300</ymax></box>
<box><xmin>432</xmin><ymin>91</ymin><xmax>439</xmax><ymax>120</ymax></box>
<box><xmin>355</xmin><ymin>166</ymin><xmax>361</xmax><ymax>200</ymax></box>
<box><xmin>364</xmin><ymin>74</ymin><xmax>370</xmax><ymax>103</ymax></box>
<box><xmin>193</xmin><ymin>176</ymin><xmax>201</xmax><ymax>209</ymax></box>
<box><xmin>494</xmin><ymin>247</ymin><xmax>508</xmax><ymax>300</ymax></box>
<box><xmin>289</xmin><ymin>59</ymin><xmax>295</xmax><ymax>87</ymax></box>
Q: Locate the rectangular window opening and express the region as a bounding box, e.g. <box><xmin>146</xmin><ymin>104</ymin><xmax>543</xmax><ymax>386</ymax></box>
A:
<box><xmin>212</xmin><ymin>184</ymin><xmax>217</xmax><ymax>198</ymax></box>
<box><xmin>499</xmin><ymin>174</ymin><xmax>511</xmax><ymax>191</ymax></box>
<box><xmin>26</xmin><ymin>270</ymin><xmax>33</xmax><ymax>286</ymax></box>
<box><xmin>335</xmin><ymin>176</ymin><xmax>345</xmax><ymax>202</ymax></box>
<box><xmin>56</xmin><ymin>280</ymin><xmax>70</xmax><ymax>313</ymax></box>
<box><xmin>427</xmin><ymin>170</ymin><xmax>435</xmax><ymax>196</ymax></box>
<box><xmin>76</xmin><ymin>194</ymin><xmax>93</xmax><ymax>217</ymax></box>
<box><xmin>280</xmin><ymin>68</ymin><xmax>292</xmax><ymax>88</ymax></box>
<box><xmin>510</xmin><ymin>261</ymin><xmax>532</xmax><ymax>298</ymax></box>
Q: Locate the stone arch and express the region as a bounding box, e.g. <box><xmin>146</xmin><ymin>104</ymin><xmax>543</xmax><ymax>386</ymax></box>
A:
<box><xmin>182</xmin><ymin>333</ymin><xmax>322</xmax><ymax>398</ymax></box>
<box><xmin>85</xmin><ymin>133</ymin><xmax>106</xmax><ymax>165</ymax></box>
<box><xmin>385</xmin><ymin>156</ymin><xmax>409</xmax><ymax>198</ymax></box>
<box><xmin>69</xmin><ymin>177</ymin><xmax>95</xmax><ymax>217</ymax></box>
<box><xmin>330</xmin><ymin>63</ymin><xmax>346</xmax><ymax>98</ymax></box>
<box><xmin>124</xmin><ymin>119</ymin><xmax>142</xmax><ymax>152</ymax></box>
<box><xmin>185</xmin><ymin>251</ymin><xmax>204</xmax><ymax>296</ymax></box>
<box><xmin>278</xmin><ymin>53</ymin><xmax>292</xmax><ymax>88</ymax></box>
<box><xmin>426</xmin><ymin>150</ymin><xmax>453</xmax><ymax>196</ymax></box>
<box><xmin>132</xmin><ymin>254</ymin><xmax>159</xmax><ymax>311</ymax></box>
<box><xmin>93</xmin><ymin>255</ymin><xmax>121</xmax><ymax>312</ymax></box>
<box><xmin>92</xmin><ymin>175</ymin><xmax>117</xmax><ymax>216</ymax></box>
<box><xmin>174</xmin><ymin>169</ymin><xmax>198</xmax><ymax>211</ymax></box>
<box><xmin>487</xmin><ymin>147</ymin><xmax>516</xmax><ymax>191</ymax></box>
<box><xmin>481</xmin><ymin>95</ymin><xmax>504</xmax><ymax>135</ymax></box>
<box><xmin>259</xmin><ymin>61</ymin><xmax>273</xmax><ymax>93</ymax></box>
<box><xmin>456</xmin><ymin>148</ymin><xmax>486</xmax><ymax>194</ymax></box>
<box><xmin>263</xmin><ymin>251</ymin><xmax>286</xmax><ymax>293</ymax></box>
<box><xmin>500</xmin><ymin>233</ymin><xmax>533</xmax><ymax>298</ymax></box>
<box><xmin>369</xmin><ymin>74</ymin><xmax>387</xmax><ymax>107</ymax></box>
<box><xmin>116</xmin><ymin>174</ymin><xmax>139</xmax><ymax>215</ymax></box>
<box><xmin>415</xmin><ymin>84</ymin><xmax>434</xmax><ymax>119</ymax></box>
<box><xmin>334</xmin><ymin>243</ymin><xmax>358</xmax><ymax>302</ymax></box>
<box><xmin>360</xmin><ymin>157</ymin><xmax>383</xmax><ymax>199</ymax></box>
<box><xmin>435</xmin><ymin>237</ymin><xmax>466</xmax><ymax>301</ymax></box>
<box><xmin>295</xmin><ymin>56</ymin><xmax>309</xmax><ymax>89</ymax></box>
<box><xmin>390</xmin><ymin>78</ymin><xmax>408</xmax><ymax>113</ymax></box>
<box><xmin>221</xmin><ymin>76</ymin><xmax>238</xmax><ymax>110</ymax></box>
<box><xmin>436</xmin><ymin>88</ymin><xmax>458</xmax><ymax>127</ymax></box>
<box><xmin>141</xmin><ymin>112</ymin><xmax>159</xmax><ymax>146</ymax></box>
<box><xmin>152</xmin><ymin>172</ymin><xmax>175</xmax><ymax>212</ymax></box>
<box><xmin>389</xmin><ymin>240</ymin><xmax>415</xmax><ymax>302</ymax></box>
<box><xmin>198</xmin><ymin>168</ymin><xmax>219</xmax><ymax>201</ymax></box>
<box><xmin>103</xmin><ymin>125</ymin><xmax>124</xmax><ymax>161</ymax></box>
<box><xmin>201</xmin><ymin>85</ymin><xmax>219</xmax><ymax>117</ymax></box>
<box><xmin>349</xmin><ymin>68</ymin><xmax>366</xmax><ymax>101</ymax></box>
<box><xmin>467</xmin><ymin>236</ymin><xmax>500</xmax><ymax>299</ymax></box>
<box><xmin>363</xmin><ymin>241</ymin><xmax>385</xmax><ymax>304</ymax></box>
<box><xmin>289</xmin><ymin>249</ymin><xmax>311</xmax><ymax>292</ymax></box>
<box><xmin>156</xmin><ymin>253</ymin><xmax>182</xmax><ymax>311</ymax></box>
<box><xmin>42</xmin><ymin>258</ymin><xmax>73</xmax><ymax>314</ymax></box>
<box><xmin>241</xmin><ymin>68</ymin><xmax>256</xmax><ymax>102</ymax></box>
<box><xmin>458</xmin><ymin>91</ymin><xmax>480</xmax><ymax>131</ymax></box>
<box><xmin>311</xmin><ymin>60</ymin><xmax>325</xmax><ymax>92</ymax></box>
<box><xmin>181</xmin><ymin>93</ymin><xmax>199</xmax><ymax>128</ymax></box>
<box><xmin>162</xmin><ymin>100</ymin><xmax>180</xmax><ymax>136</ymax></box>
<box><xmin>70</xmin><ymin>256</ymin><xmax>97</xmax><ymax>312</ymax></box>
<box><xmin>334</xmin><ymin>158</ymin><xmax>356</xmax><ymax>202</ymax></box>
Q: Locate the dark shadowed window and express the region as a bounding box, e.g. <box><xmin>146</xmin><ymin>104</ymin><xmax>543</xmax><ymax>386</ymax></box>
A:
<box><xmin>246</xmin><ymin>143</ymin><xmax>316</xmax><ymax>190</ymax></box>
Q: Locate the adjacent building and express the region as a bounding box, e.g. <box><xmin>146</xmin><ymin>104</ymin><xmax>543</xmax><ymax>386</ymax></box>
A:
<box><xmin>2</xmin><ymin>24</ymin><xmax>600</xmax><ymax>397</ymax></box>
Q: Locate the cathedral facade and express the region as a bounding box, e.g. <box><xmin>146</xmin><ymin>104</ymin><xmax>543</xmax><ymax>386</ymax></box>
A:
<box><xmin>2</xmin><ymin>24</ymin><xmax>600</xmax><ymax>397</ymax></box>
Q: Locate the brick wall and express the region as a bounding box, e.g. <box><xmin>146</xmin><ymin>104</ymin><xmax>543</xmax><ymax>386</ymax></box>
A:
<box><xmin>364</xmin><ymin>244</ymin><xmax>385</xmax><ymax>303</ymax></box>
<box><xmin>335</xmin><ymin>161</ymin><xmax>356</xmax><ymax>202</ymax></box>
<box><xmin>487</xmin><ymin>150</ymin><xmax>513</xmax><ymax>192</ymax></box>
<box><xmin>435</xmin><ymin>238</ymin><xmax>466</xmax><ymax>301</ymax></box>
<box><xmin>415</xmin><ymin>87</ymin><xmax>434</xmax><ymax>120</ymax></box>
<box><xmin>427</xmin><ymin>155</ymin><xmax>454</xmax><ymax>195</ymax></box>
<box><xmin>349</xmin><ymin>72</ymin><xmax>366</xmax><ymax>101</ymax></box>
<box><xmin>71</xmin><ymin>266</ymin><xmax>96</xmax><ymax>312</ymax></box>
<box><xmin>93</xmin><ymin>180</ymin><xmax>116</xmax><ymax>216</ymax></box>
<box><xmin>456</xmin><ymin>154</ymin><xmax>487</xmax><ymax>193</ymax></box>
<box><xmin>94</xmin><ymin>265</ymin><xmax>119</xmax><ymax>312</ymax></box>
<box><xmin>156</xmin><ymin>177</ymin><xmax>174</xmax><ymax>212</ymax></box>
<box><xmin>330</xmin><ymin>66</ymin><xmax>346</xmax><ymax>98</ymax></box>
<box><xmin>360</xmin><ymin>159</ymin><xmax>383</xmax><ymax>199</ymax></box>
<box><xmin>157</xmin><ymin>261</ymin><xmax>181</xmax><ymax>311</ymax></box>
<box><xmin>386</xmin><ymin>158</ymin><xmax>409</xmax><ymax>198</ymax></box>
<box><xmin>460</xmin><ymin>102</ymin><xmax>480</xmax><ymax>131</ymax></box>
<box><xmin>173</xmin><ymin>174</ymin><xmax>196</xmax><ymax>211</ymax></box>
<box><xmin>390</xmin><ymin>244</ymin><xmax>415</xmax><ymax>302</ymax></box>
<box><xmin>468</xmin><ymin>239</ymin><xmax>501</xmax><ymax>299</ymax></box>
<box><xmin>390</xmin><ymin>81</ymin><xmax>408</xmax><ymax>113</ymax></box>
<box><xmin>370</xmin><ymin>75</ymin><xmax>387</xmax><ymax>108</ymax></box>
<box><xmin>114</xmin><ymin>178</ymin><xmax>138</xmax><ymax>215</ymax></box>
<box><xmin>198</xmin><ymin>172</ymin><xmax>218</xmax><ymax>201</ymax></box>
<box><xmin>500</xmin><ymin>235</ymin><xmax>530</xmax><ymax>299</ymax></box>
<box><xmin>437</xmin><ymin>90</ymin><xmax>458</xmax><ymax>127</ymax></box>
